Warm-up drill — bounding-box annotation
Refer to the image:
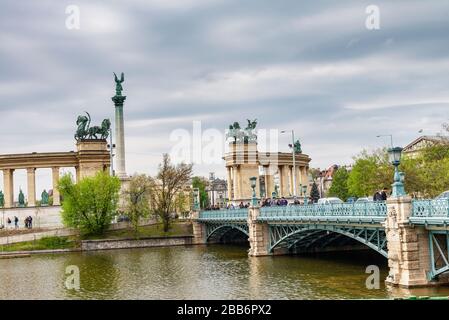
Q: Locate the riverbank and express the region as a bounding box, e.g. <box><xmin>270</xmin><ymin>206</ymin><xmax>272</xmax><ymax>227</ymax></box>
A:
<box><xmin>0</xmin><ymin>222</ymin><xmax>194</xmax><ymax>256</ymax></box>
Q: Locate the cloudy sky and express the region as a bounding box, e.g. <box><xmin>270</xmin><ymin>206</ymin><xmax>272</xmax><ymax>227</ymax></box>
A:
<box><xmin>1</xmin><ymin>0</ymin><xmax>449</xmax><ymax>195</ymax></box>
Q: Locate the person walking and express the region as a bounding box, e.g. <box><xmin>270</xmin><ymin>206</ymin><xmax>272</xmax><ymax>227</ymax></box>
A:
<box><xmin>14</xmin><ymin>216</ymin><xmax>19</xmax><ymax>228</ymax></box>
<box><xmin>7</xmin><ymin>217</ymin><xmax>11</xmax><ymax>229</ymax></box>
<box><xmin>380</xmin><ymin>188</ymin><xmax>388</xmax><ymax>201</ymax></box>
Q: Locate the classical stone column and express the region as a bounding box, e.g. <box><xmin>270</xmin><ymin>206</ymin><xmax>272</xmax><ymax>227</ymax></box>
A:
<box><xmin>226</xmin><ymin>166</ymin><xmax>232</xmax><ymax>202</ymax></box>
<box><xmin>52</xmin><ymin>167</ymin><xmax>61</xmax><ymax>206</ymax></box>
<box><xmin>26</xmin><ymin>168</ymin><xmax>36</xmax><ymax>207</ymax></box>
<box><xmin>281</xmin><ymin>165</ymin><xmax>290</xmax><ymax>197</ymax></box>
<box><xmin>232</xmin><ymin>165</ymin><xmax>239</xmax><ymax>201</ymax></box>
<box><xmin>75</xmin><ymin>166</ymin><xmax>80</xmax><ymax>183</ymax></box>
<box><xmin>3</xmin><ymin>169</ymin><xmax>14</xmax><ymax>208</ymax></box>
<box><xmin>384</xmin><ymin>196</ymin><xmax>439</xmax><ymax>287</ymax></box>
<box><xmin>248</xmin><ymin>205</ymin><xmax>270</xmax><ymax>256</ymax></box>
<box><xmin>278</xmin><ymin>166</ymin><xmax>284</xmax><ymax>197</ymax></box>
<box><xmin>112</xmin><ymin>94</ymin><xmax>128</xmax><ymax>179</ymax></box>
<box><xmin>289</xmin><ymin>165</ymin><xmax>294</xmax><ymax>196</ymax></box>
<box><xmin>264</xmin><ymin>166</ymin><xmax>270</xmax><ymax>198</ymax></box>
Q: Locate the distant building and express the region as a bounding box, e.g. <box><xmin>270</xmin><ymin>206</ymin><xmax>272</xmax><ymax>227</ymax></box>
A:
<box><xmin>205</xmin><ymin>172</ymin><xmax>228</xmax><ymax>208</ymax></box>
<box><xmin>315</xmin><ymin>165</ymin><xmax>338</xmax><ymax>197</ymax></box>
<box><xmin>403</xmin><ymin>135</ymin><xmax>449</xmax><ymax>158</ymax></box>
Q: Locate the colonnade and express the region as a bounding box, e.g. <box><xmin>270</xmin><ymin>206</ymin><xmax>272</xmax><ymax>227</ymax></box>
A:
<box><xmin>226</xmin><ymin>164</ymin><xmax>309</xmax><ymax>201</ymax></box>
<box><xmin>1</xmin><ymin>166</ymin><xmax>79</xmax><ymax>208</ymax></box>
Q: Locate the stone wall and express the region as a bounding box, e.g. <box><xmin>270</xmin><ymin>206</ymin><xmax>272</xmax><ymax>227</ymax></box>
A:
<box><xmin>81</xmin><ymin>236</ymin><xmax>194</xmax><ymax>251</ymax></box>
<box><xmin>1</xmin><ymin>206</ymin><xmax>63</xmax><ymax>229</ymax></box>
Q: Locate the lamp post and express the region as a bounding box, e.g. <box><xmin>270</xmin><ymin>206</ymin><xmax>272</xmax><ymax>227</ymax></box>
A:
<box><xmin>108</xmin><ymin>127</ymin><xmax>116</xmax><ymax>176</ymax></box>
<box><xmin>388</xmin><ymin>147</ymin><xmax>406</xmax><ymax>197</ymax></box>
<box><xmin>193</xmin><ymin>188</ymin><xmax>200</xmax><ymax>211</ymax></box>
<box><xmin>250</xmin><ymin>176</ymin><xmax>258</xmax><ymax>206</ymax></box>
<box><xmin>281</xmin><ymin>130</ymin><xmax>297</xmax><ymax>198</ymax></box>
<box><xmin>376</xmin><ymin>134</ymin><xmax>394</xmax><ymax>148</ymax></box>
<box><xmin>302</xmin><ymin>185</ymin><xmax>308</xmax><ymax>205</ymax></box>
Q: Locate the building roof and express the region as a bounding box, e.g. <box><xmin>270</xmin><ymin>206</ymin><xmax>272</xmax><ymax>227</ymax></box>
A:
<box><xmin>403</xmin><ymin>135</ymin><xmax>449</xmax><ymax>153</ymax></box>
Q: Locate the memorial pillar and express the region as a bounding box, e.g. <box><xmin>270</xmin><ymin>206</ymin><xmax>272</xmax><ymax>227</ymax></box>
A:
<box><xmin>27</xmin><ymin>168</ymin><xmax>36</xmax><ymax>207</ymax></box>
<box><xmin>52</xmin><ymin>167</ymin><xmax>61</xmax><ymax>206</ymax></box>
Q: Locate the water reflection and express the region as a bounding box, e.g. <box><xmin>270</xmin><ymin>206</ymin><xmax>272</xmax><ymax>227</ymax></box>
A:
<box><xmin>1</xmin><ymin>245</ymin><xmax>449</xmax><ymax>299</ymax></box>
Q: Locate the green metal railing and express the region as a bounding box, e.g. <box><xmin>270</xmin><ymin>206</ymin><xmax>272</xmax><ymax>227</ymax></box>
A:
<box><xmin>411</xmin><ymin>198</ymin><xmax>449</xmax><ymax>225</ymax></box>
<box><xmin>258</xmin><ymin>202</ymin><xmax>387</xmax><ymax>222</ymax></box>
<box><xmin>198</xmin><ymin>209</ymin><xmax>248</xmax><ymax>221</ymax></box>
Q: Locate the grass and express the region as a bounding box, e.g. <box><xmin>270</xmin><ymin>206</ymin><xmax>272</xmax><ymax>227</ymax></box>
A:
<box><xmin>0</xmin><ymin>236</ymin><xmax>79</xmax><ymax>252</ymax></box>
<box><xmin>83</xmin><ymin>222</ymin><xmax>193</xmax><ymax>240</ymax></box>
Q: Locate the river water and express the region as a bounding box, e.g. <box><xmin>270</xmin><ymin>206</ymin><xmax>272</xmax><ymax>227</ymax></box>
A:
<box><xmin>1</xmin><ymin>244</ymin><xmax>449</xmax><ymax>300</ymax></box>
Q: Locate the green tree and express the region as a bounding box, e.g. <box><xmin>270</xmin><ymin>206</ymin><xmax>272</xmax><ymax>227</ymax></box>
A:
<box><xmin>123</xmin><ymin>174</ymin><xmax>152</xmax><ymax>236</ymax></box>
<box><xmin>328</xmin><ymin>167</ymin><xmax>350</xmax><ymax>201</ymax></box>
<box><xmin>347</xmin><ymin>149</ymin><xmax>393</xmax><ymax>198</ymax></box>
<box><xmin>192</xmin><ymin>176</ymin><xmax>209</xmax><ymax>208</ymax></box>
<box><xmin>59</xmin><ymin>171</ymin><xmax>121</xmax><ymax>235</ymax></box>
<box><xmin>310</xmin><ymin>181</ymin><xmax>320</xmax><ymax>203</ymax></box>
<box><xmin>150</xmin><ymin>154</ymin><xmax>193</xmax><ymax>232</ymax></box>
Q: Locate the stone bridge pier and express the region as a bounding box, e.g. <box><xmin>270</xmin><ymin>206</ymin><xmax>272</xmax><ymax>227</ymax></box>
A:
<box><xmin>384</xmin><ymin>196</ymin><xmax>448</xmax><ymax>287</ymax></box>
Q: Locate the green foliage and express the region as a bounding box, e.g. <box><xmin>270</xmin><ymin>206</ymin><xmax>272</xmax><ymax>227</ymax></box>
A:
<box><xmin>59</xmin><ymin>171</ymin><xmax>121</xmax><ymax>235</ymax></box>
<box><xmin>328</xmin><ymin>167</ymin><xmax>350</xmax><ymax>201</ymax></box>
<box><xmin>347</xmin><ymin>149</ymin><xmax>393</xmax><ymax>198</ymax></box>
<box><xmin>346</xmin><ymin>145</ymin><xmax>449</xmax><ymax>199</ymax></box>
<box><xmin>192</xmin><ymin>176</ymin><xmax>209</xmax><ymax>208</ymax></box>
<box><xmin>123</xmin><ymin>174</ymin><xmax>152</xmax><ymax>236</ymax></box>
<box><xmin>310</xmin><ymin>182</ymin><xmax>320</xmax><ymax>203</ymax></box>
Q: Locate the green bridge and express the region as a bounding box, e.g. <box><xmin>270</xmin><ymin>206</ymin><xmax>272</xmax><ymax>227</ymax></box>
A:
<box><xmin>192</xmin><ymin>197</ymin><xmax>449</xmax><ymax>288</ymax></box>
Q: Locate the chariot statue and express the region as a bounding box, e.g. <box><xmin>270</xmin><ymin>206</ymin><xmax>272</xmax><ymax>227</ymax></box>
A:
<box><xmin>74</xmin><ymin>111</ymin><xmax>111</xmax><ymax>141</ymax></box>
<box><xmin>226</xmin><ymin>119</ymin><xmax>258</xmax><ymax>143</ymax></box>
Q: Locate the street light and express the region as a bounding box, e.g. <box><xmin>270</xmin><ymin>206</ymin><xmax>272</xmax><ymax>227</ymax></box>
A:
<box><xmin>302</xmin><ymin>185</ymin><xmax>308</xmax><ymax>205</ymax></box>
<box><xmin>281</xmin><ymin>130</ymin><xmax>297</xmax><ymax>198</ymax></box>
<box><xmin>108</xmin><ymin>127</ymin><xmax>116</xmax><ymax>176</ymax></box>
<box><xmin>250</xmin><ymin>176</ymin><xmax>258</xmax><ymax>206</ymax></box>
<box><xmin>193</xmin><ymin>188</ymin><xmax>200</xmax><ymax>211</ymax></box>
<box><xmin>387</xmin><ymin>147</ymin><xmax>406</xmax><ymax>197</ymax></box>
<box><xmin>376</xmin><ymin>134</ymin><xmax>394</xmax><ymax>148</ymax></box>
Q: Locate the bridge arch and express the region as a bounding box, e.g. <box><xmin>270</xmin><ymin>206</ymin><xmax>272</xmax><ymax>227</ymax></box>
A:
<box><xmin>268</xmin><ymin>225</ymin><xmax>388</xmax><ymax>258</ymax></box>
<box><xmin>205</xmin><ymin>223</ymin><xmax>249</xmax><ymax>243</ymax></box>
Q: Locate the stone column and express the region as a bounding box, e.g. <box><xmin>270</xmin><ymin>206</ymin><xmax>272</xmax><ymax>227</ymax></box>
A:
<box><xmin>26</xmin><ymin>168</ymin><xmax>36</xmax><ymax>207</ymax></box>
<box><xmin>52</xmin><ymin>167</ymin><xmax>61</xmax><ymax>206</ymax></box>
<box><xmin>75</xmin><ymin>166</ymin><xmax>80</xmax><ymax>183</ymax></box>
<box><xmin>248</xmin><ymin>206</ymin><xmax>270</xmax><ymax>256</ymax></box>
<box><xmin>282</xmin><ymin>165</ymin><xmax>290</xmax><ymax>197</ymax></box>
<box><xmin>384</xmin><ymin>196</ymin><xmax>438</xmax><ymax>287</ymax></box>
<box><xmin>191</xmin><ymin>211</ymin><xmax>206</xmax><ymax>244</ymax></box>
<box><xmin>3</xmin><ymin>169</ymin><xmax>14</xmax><ymax>208</ymax></box>
<box><xmin>264</xmin><ymin>166</ymin><xmax>270</xmax><ymax>198</ymax></box>
<box><xmin>112</xmin><ymin>94</ymin><xmax>128</xmax><ymax>179</ymax></box>
<box><xmin>232</xmin><ymin>165</ymin><xmax>239</xmax><ymax>201</ymax></box>
<box><xmin>226</xmin><ymin>166</ymin><xmax>232</xmax><ymax>202</ymax></box>
<box><xmin>278</xmin><ymin>166</ymin><xmax>284</xmax><ymax>197</ymax></box>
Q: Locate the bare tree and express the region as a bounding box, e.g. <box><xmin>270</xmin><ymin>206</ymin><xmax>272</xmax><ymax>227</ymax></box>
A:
<box><xmin>123</xmin><ymin>174</ymin><xmax>153</xmax><ymax>236</ymax></box>
<box><xmin>150</xmin><ymin>154</ymin><xmax>193</xmax><ymax>232</ymax></box>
